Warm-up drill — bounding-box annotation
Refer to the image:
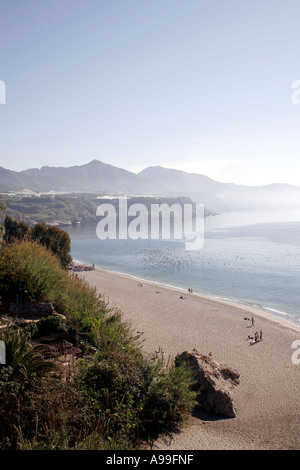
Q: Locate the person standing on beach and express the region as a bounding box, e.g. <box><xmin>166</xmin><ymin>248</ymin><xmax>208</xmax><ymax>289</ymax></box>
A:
<box><xmin>251</xmin><ymin>317</ymin><xmax>255</xmax><ymax>326</ymax></box>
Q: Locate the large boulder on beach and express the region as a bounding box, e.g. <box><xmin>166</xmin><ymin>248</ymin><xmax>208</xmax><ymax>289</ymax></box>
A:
<box><xmin>175</xmin><ymin>349</ymin><xmax>240</xmax><ymax>418</ymax></box>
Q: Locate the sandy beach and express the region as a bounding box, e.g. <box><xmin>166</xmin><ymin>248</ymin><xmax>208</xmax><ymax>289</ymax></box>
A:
<box><xmin>78</xmin><ymin>266</ymin><xmax>300</xmax><ymax>450</ymax></box>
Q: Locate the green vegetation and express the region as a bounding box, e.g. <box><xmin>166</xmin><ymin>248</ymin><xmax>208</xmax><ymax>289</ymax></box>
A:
<box><xmin>3</xmin><ymin>215</ymin><xmax>71</xmax><ymax>268</ymax></box>
<box><xmin>0</xmin><ymin>194</ymin><xmax>8</xmax><ymax>238</ymax></box>
<box><xmin>1</xmin><ymin>329</ymin><xmax>56</xmax><ymax>380</ymax></box>
<box><xmin>0</xmin><ymin>234</ymin><xmax>196</xmax><ymax>450</ymax></box>
<box><xmin>2</xmin><ymin>193</ymin><xmax>100</xmax><ymax>226</ymax></box>
<box><xmin>1</xmin><ymin>193</ymin><xmax>203</xmax><ymax>227</ymax></box>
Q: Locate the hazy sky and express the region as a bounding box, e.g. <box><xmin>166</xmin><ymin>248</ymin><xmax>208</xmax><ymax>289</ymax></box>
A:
<box><xmin>1</xmin><ymin>0</ymin><xmax>300</xmax><ymax>186</ymax></box>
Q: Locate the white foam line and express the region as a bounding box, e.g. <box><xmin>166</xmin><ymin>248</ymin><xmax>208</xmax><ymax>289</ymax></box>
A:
<box><xmin>263</xmin><ymin>306</ymin><xmax>297</xmax><ymax>319</ymax></box>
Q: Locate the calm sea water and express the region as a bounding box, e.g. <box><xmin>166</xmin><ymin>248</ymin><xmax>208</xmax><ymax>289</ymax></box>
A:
<box><xmin>65</xmin><ymin>209</ymin><xmax>300</xmax><ymax>326</ymax></box>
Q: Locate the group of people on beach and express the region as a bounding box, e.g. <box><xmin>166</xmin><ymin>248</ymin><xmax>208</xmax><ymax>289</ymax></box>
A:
<box><xmin>179</xmin><ymin>287</ymin><xmax>193</xmax><ymax>299</ymax></box>
<box><xmin>244</xmin><ymin>316</ymin><xmax>263</xmax><ymax>345</ymax></box>
<box><xmin>247</xmin><ymin>330</ymin><xmax>263</xmax><ymax>344</ymax></box>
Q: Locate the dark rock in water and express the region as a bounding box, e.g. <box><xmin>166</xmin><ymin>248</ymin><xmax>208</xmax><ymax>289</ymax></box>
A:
<box><xmin>176</xmin><ymin>349</ymin><xmax>240</xmax><ymax>418</ymax></box>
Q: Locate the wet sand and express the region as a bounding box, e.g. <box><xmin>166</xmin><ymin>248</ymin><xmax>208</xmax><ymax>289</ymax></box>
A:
<box><xmin>78</xmin><ymin>266</ymin><xmax>300</xmax><ymax>450</ymax></box>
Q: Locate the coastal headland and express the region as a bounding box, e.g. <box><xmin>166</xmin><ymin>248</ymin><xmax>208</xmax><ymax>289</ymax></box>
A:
<box><xmin>78</xmin><ymin>265</ymin><xmax>300</xmax><ymax>450</ymax></box>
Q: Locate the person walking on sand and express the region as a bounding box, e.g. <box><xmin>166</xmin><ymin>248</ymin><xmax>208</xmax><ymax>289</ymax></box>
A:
<box><xmin>260</xmin><ymin>330</ymin><xmax>263</xmax><ymax>340</ymax></box>
<box><xmin>251</xmin><ymin>316</ymin><xmax>255</xmax><ymax>326</ymax></box>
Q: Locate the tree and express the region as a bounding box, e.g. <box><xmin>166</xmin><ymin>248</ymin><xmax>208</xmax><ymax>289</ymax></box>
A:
<box><xmin>3</xmin><ymin>215</ymin><xmax>30</xmax><ymax>243</ymax></box>
<box><xmin>2</xmin><ymin>216</ymin><xmax>72</xmax><ymax>268</ymax></box>
<box><xmin>31</xmin><ymin>223</ymin><xmax>72</xmax><ymax>268</ymax></box>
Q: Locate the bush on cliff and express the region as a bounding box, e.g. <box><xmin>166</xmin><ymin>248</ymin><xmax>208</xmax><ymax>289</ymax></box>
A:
<box><xmin>0</xmin><ymin>239</ymin><xmax>196</xmax><ymax>449</ymax></box>
<box><xmin>3</xmin><ymin>215</ymin><xmax>72</xmax><ymax>268</ymax></box>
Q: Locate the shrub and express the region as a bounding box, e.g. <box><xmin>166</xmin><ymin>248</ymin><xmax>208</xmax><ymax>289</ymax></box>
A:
<box><xmin>0</xmin><ymin>329</ymin><xmax>56</xmax><ymax>380</ymax></box>
<box><xmin>140</xmin><ymin>357</ymin><xmax>196</xmax><ymax>434</ymax></box>
<box><xmin>0</xmin><ymin>238</ymin><xmax>197</xmax><ymax>449</ymax></box>
<box><xmin>0</xmin><ymin>369</ymin><xmax>98</xmax><ymax>450</ymax></box>
<box><xmin>78</xmin><ymin>350</ymin><xmax>196</xmax><ymax>444</ymax></box>
<box><xmin>3</xmin><ymin>216</ymin><xmax>72</xmax><ymax>268</ymax></box>
<box><xmin>0</xmin><ymin>240</ymin><xmax>67</xmax><ymax>305</ymax></box>
<box><xmin>34</xmin><ymin>315</ymin><xmax>68</xmax><ymax>338</ymax></box>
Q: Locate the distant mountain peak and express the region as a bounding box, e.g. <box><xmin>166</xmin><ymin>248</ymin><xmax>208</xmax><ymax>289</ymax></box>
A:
<box><xmin>1</xmin><ymin>160</ymin><xmax>300</xmax><ymax>212</ymax></box>
<box><xmin>85</xmin><ymin>159</ymin><xmax>102</xmax><ymax>166</ymax></box>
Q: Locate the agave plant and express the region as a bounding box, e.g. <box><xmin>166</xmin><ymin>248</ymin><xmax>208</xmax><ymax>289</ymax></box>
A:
<box><xmin>0</xmin><ymin>329</ymin><xmax>56</xmax><ymax>379</ymax></box>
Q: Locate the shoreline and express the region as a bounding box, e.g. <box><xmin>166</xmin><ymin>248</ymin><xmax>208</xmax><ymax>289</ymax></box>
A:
<box><xmin>72</xmin><ymin>258</ymin><xmax>300</xmax><ymax>334</ymax></box>
<box><xmin>76</xmin><ymin>260</ymin><xmax>300</xmax><ymax>450</ymax></box>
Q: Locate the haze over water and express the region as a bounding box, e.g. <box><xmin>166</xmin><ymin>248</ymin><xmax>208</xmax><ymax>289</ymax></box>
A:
<box><xmin>65</xmin><ymin>209</ymin><xmax>300</xmax><ymax>327</ymax></box>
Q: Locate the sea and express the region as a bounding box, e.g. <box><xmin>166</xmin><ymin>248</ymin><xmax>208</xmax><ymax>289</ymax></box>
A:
<box><xmin>64</xmin><ymin>208</ymin><xmax>300</xmax><ymax>327</ymax></box>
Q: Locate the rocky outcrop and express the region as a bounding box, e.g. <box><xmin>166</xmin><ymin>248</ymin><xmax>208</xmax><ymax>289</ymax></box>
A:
<box><xmin>176</xmin><ymin>349</ymin><xmax>240</xmax><ymax>418</ymax></box>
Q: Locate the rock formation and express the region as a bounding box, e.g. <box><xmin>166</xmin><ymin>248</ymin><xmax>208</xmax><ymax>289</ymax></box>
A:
<box><xmin>176</xmin><ymin>349</ymin><xmax>240</xmax><ymax>418</ymax></box>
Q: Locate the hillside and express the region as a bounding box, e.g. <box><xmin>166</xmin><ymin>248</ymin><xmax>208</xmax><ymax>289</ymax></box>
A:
<box><xmin>0</xmin><ymin>160</ymin><xmax>164</xmax><ymax>195</ymax></box>
<box><xmin>1</xmin><ymin>193</ymin><xmax>212</xmax><ymax>227</ymax></box>
<box><xmin>1</xmin><ymin>159</ymin><xmax>300</xmax><ymax>213</ymax></box>
<box><xmin>139</xmin><ymin>166</ymin><xmax>300</xmax><ymax>211</ymax></box>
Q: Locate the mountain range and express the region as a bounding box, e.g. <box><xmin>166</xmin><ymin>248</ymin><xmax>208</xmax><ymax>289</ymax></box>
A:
<box><xmin>1</xmin><ymin>159</ymin><xmax>300</xmax><ymax>212</ymax></box>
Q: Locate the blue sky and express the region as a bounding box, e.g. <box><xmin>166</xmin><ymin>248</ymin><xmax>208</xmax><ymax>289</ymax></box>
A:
<box><xmin>1</xmin><ymin>0</ymin><xmax>300</xmax><ymax>186</ymax></box>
